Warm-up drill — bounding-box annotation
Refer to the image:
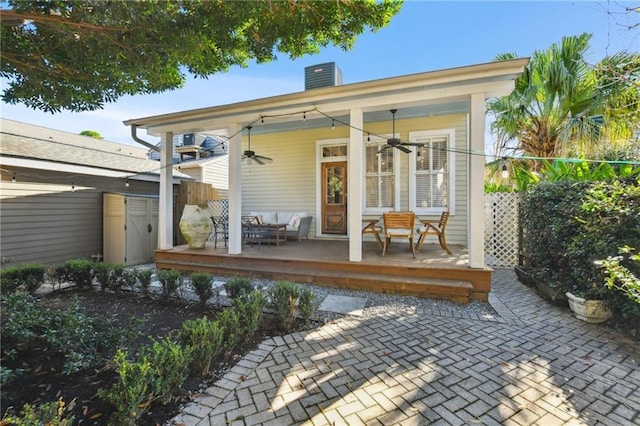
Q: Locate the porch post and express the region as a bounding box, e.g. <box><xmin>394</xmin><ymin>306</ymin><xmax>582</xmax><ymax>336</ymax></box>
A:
<box><xmin>228</xmin><ymin>123</ymin><xmax>243</xmax><ymax>255</ymax></box>
<box><xmin>159</xmin><ymin>131</ymin><xmax>174</xmax><ymax>250</ymax></box>
<box><xmin>468</xmin><ymin>93</ymin><xmax>486</xmax><ymax>268</ymax></box>
<box><xmin>348</xmin><ymin>108</ymin><xmax>363</xmax><ymax>262</ymax></box>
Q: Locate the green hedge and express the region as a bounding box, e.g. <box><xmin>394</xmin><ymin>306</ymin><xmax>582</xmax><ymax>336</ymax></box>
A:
<box><xmin>0</xmin><ymin>263</ymin><xmax>45</xmax><ymax>294</ymax></box>
<box><xmin>520</xmin><ymin>176</ymin><xmax>640</xmax><ymax>325</ymax></box>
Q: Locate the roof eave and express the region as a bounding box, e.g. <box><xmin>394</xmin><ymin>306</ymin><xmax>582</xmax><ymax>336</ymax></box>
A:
<box><xmin>124</xmin><ymin>58</ymin><xmax>530</xmax><ymax>132</ymax></box>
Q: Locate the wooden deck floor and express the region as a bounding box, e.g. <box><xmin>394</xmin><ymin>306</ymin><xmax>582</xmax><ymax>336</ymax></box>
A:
<box><xmin>155</xmin><ymin>239</ymin><xmax>492</xmax><ymax>303</ymax></box>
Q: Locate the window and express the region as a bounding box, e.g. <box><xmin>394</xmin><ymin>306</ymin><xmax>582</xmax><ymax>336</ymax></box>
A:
<box><xmin>409</xmin><ymin>130</ymin><xmax>455</xmax><ymax>214</ymax></box>
<box><xmin>364</xmin><ymin>139</ymin><xmax>397</xmax><ymax>212</ymax></box>
<box><xmin>322</xmin><ymin>145</ymin><xmax>347</xmax><ymax>158</ymax></box>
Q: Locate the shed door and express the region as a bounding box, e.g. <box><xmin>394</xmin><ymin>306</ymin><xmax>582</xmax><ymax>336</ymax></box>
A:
<box><xmin>322</xmin><ymin>161</ymin><xmax>347</xmax><ymax>234</ymax></box>
<box><xmin>126</xmin><ymin>198</ymin><xmax>151</xmax><ymax>265</ymax></box>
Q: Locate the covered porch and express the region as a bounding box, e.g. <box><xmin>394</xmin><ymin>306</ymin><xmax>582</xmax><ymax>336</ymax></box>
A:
<box><xmin>155</xmin><ymin>240</ymin><xmax>492</xmax><ymax>303</ymax></box>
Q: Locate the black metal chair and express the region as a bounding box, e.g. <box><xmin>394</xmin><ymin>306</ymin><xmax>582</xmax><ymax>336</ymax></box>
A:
<box><xmin>210</xmin><ymin>216</ymin><xmax>228</xmax><ymax>248</ymax></box>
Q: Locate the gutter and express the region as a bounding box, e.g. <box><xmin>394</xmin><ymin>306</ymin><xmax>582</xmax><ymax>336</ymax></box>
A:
<box><xmin>131</xmin><ymin>124</ymin><xmax>160</xmax><ymax>152</ymax></box>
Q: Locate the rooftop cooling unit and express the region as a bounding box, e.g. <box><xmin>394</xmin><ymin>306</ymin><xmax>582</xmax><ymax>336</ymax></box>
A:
<box><xmin>305</xmin><ymin>62</ymin><xmax>342</xmax><ymax>90</ymax></box>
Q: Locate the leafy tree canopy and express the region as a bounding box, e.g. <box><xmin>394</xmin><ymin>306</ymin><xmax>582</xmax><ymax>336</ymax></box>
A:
<box><xmin>487</xmin><ymin>33</ymin><xmax>640</xmax><ymax>163</ymax></box>
<box><xmin>79</xmin><ymin>130</ymin><xmax>102</xmax><ymax>139</ymax></box>
<box><xmin>0</xmin><ymin>0</ymin><xmax>402</xmax><ymax>112</ymax></box>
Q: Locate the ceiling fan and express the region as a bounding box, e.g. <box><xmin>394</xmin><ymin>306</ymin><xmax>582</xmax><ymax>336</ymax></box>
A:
<box><xmin>378</xmin><ymin>109</ymin><xmax>423</xmax><ymax>154</ymax></box>
<box><xmin>243</xmin><ymin>126</ymin><xmax>273</xmax><ymax>165</ymax></box>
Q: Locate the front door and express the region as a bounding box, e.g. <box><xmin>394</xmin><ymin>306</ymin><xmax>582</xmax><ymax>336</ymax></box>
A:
<box><xmin>322</xmin><ymin>161</ymin><xmax>347</xmax><ymax>234</ymax></box>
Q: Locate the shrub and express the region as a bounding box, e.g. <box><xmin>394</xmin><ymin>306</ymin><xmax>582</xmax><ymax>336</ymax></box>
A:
<box><xmin>47</xmin><ymin>264</ymin><xmax>71</xmax><ymax>291</ymax></box>
<box><xmin>601</xmin><ymin>246</ymin><xmax>640</xmax><ymax>304</ymax></box>
<box><xmin>224</xmin><ymin>276</ymin><xmax>253</xmax><ymax>299</ymax></box>
<box><xmin>2</xmin><ymin>293</ymin><xmax>143</xmax><ymax>375</ymax></box>
<box><xmin>180</xmin><ymin>317</ymin><xmax>225</xmax><ymax>376</ymax></box>
<box><xmin>142</xmin><ymin>334</ymin><xmax>192</xmax><ymax>404</ymax></box>
<box><xmin>157</xmin><ymin>269</ymin><xmax>183</xmax><ymax>300</ymax></box>
<box><xmin>99</xmin><ymin>349</ymin><xmax>153</xmax><ymax>425</ymax></box>
<box><xmin>120</xmin><ymin>269</ymin><xmax>138</xmax><ymax>291</ymax></box>
<box><xmin>65</xmin><ymin>259</ymin><xmax>94</xmax><ymax>289</ymax></box>
<box><xmin>189</xmin><ymin>271</ymin><xmax>214</xmax><ymax>306</ymax></box>
<box><xmin>0</xmin><ymin>265</ymin><xmax>22</xmax><ymax>294</ymax></box>
<box><xmin>109</xmin><ymin>264</ymin><xmax>126</xmax><ymax>292</ymax></box>
<box><xmin>0</xmin><ymin>263</ymin><xmax>45</xmax><ymax>294</ymax></box>
<box><xmin>2</xmin><ymin>293</ymin><xmax>47</xmax><ymax>342</ymax></box>
<box><xmin>298</xmin><ymin>287</ymin><xmax>315</xmax><ymax>324</ymax></box>
<box><xmin>1</xmin><ymin>397</ymin><xmax>76</xmax><ymax>425</ymax></box>
<box><xmin>93</xmin><ymin>262</ymin><xmax>111</xmax><ymax>291</ymax></box>
<box><xmin>216</xmin><ymin>307</ymin><xmax>241</xmax><ymax>351</ymax></box>
<box><xmin>233</xmin><ymin>290</ymin><xmax>266</xmax><ymax>339</ymax></box>
<box><xmin>268</xmin><ymin>280</ymin><xmax>301</xmax><ymax>331</ymax></box>
<box><xmin>137</xmin><ymin>269</ymin><xmax>153</xmax><ymax>296</ymax></box>
<box><xmin>521</xmin><ymin>177</ymin><xmax>640</xmax><ymax>329</ymax></box>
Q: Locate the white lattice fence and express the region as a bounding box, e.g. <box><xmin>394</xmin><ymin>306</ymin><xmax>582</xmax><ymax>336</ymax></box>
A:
<box><xmin>485</xmin><ymin>192</ymin><xmax>520</xmax><ymax>267</ymax></box>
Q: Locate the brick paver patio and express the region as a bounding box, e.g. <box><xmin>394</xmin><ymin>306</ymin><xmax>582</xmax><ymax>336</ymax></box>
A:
<box><xmin>169</xmin><ymin>269</ymin><xmax>640</xmax><ymax>425</ymax></box>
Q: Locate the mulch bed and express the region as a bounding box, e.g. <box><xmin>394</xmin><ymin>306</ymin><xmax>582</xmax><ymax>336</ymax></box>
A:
<box><xmin>1</xmin><ymin>288</ymin><xmax>317</xmax><ymax>425</ymax></box>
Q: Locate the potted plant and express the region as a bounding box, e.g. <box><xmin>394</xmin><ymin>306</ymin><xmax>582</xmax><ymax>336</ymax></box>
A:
<box><xmin>565</xmin><ymin>290</ymin><xmax>611</xmax><ymax>323</ymax></box>
<box><xmin>564</xmin><ymin>258</ymin><xmax>614</xmax><ymax>324</ymax></box>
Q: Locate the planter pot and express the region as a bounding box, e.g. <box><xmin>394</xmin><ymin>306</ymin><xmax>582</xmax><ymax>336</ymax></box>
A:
<box><xmin>179</xmin><ymin>204</ymin><xmax>213</xmax><ymax>249</ymax></box>
<box><xmin>514</xmin><ymin>266</ymin><xmax>567</xmax><ymax>306</ymax></box>
<box><xmin>536</xmin><ymin>281</ymin><xmax>568</xmax><ymax>306</ymax></box>
<box><xmin>566</xmin><ymin>292</ymin><xmax>612</xmax><ymax>324</ymax></box>
<box><xmin>514</xmin><ymin>265</ymin><xmax>537</xmax><ymax>288</ymax></box>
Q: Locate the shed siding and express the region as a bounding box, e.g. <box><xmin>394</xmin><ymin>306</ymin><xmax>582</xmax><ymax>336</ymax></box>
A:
<box><xmin>0</xmin><ymin>167</ymin><xmax>160</xmax><ymax>266</ymax></box>
<box><xmin>241</xmin><ymin>113</ymin><xmax>469</xmax><ymax>244</ymax></box>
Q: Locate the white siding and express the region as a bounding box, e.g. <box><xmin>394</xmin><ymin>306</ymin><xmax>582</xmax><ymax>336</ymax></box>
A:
<box><xmin>240</xmin><ymin>114</ymin><xmax>469</xmax><ymax>244</ymax></box>
<box><xmin>242</xmin><ymin>129</ymin><xmax>319</xmax><ymax>236</ymax></box>
<box><xmin>203</xmin><ymin>156</ymin><xmax>229</xmax><ymax>198</ymax></box>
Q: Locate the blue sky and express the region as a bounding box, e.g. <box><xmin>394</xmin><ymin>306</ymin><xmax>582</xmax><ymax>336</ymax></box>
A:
<box><xmin>1</xmin><ymin>1</ymin><xmax>638</xmax><ymax>146</ymax></box>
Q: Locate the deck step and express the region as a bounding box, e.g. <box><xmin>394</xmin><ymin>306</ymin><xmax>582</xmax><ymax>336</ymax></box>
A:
<box><xmin>156</xmin><ymin>257</ymin><xmax>473</xmax><ymax>303</ymax></box>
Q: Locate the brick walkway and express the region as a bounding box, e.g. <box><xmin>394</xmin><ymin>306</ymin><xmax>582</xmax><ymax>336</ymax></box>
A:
<box><xmin>169</xmin><ymin>269</ymin><xmax>640</xmax><ymax>426</ymax></box>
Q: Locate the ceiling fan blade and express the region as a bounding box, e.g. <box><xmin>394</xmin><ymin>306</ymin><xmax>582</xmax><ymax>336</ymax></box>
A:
<box><xmin>395</xmin><ymin>145</ymin><xmax>412</xmax><ymax>154</ymax></box>
<box><xmin>377</xmin><ymin>145</ymin><xmax>391</xmax><ymax>154</ymax></box>
<box><xmin>400</xmin><ymin>142</ymin><xmax>425</xmax><ymax>147</ymax></box>
<box><xmin>255</xmin><ymin>155</ymin><xmax>273</xmax><ymax>164</ymax></box>
<box><xmin>253</xmin><ymin>156</ymin><xmax>265</xmax><ymax>165</ymax></box>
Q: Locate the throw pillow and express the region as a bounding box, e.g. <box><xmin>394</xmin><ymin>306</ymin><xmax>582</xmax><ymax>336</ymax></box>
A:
<box><xmin>261</xmin><ymin>212</ymin><xmax>277</xmax><ymax>224</ymax></box>
<box><xmin>288</xmin><ymin>214</ymin><xmax>301</xmax><ymax>229</ymax></box>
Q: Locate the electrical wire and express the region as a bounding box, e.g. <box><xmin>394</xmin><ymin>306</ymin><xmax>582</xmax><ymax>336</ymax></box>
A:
<box><xmin>5</xmin><ymin>105</ymin><xmax>639</xmax><ymax>187</ymax></box>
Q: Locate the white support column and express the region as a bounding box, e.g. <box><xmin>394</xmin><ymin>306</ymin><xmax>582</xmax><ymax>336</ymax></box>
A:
<box><xmin>348</xmin><ymin>109</ymin><xmax>364</xmax><ymax>262</ymax></box>
<box><xmin>228</xmin><ymin>123</ymin><xmax>243</xmax><ymax>254</ymax></box>
<box><xmin>158</xmin><ymin>131</ymin><xmax>174</xmax><ymax>250</ymax></box>
<box><xmin>468</xmin><ymin>93</ymin><xmax>486</xmax><ymax>268</ymax></box>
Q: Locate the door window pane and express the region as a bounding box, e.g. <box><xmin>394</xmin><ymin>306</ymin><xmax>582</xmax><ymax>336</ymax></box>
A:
<box><xmin>326</xmin><ymin>166</ymin><xmax>344</xmax><ymax>205</ymax></box>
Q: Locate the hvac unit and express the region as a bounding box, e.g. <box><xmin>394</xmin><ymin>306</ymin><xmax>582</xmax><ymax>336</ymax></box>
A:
<box><xmin>305</xmin><ymin>62</ymin><xmax>343</xmax><ymax>90</ymax></box>
<box><xmin>183</xmin><ymin>133</ymin><xmax>195</xmax><ymax>146</ymax></box>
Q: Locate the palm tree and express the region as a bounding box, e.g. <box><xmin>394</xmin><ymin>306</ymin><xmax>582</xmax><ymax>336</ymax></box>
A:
<box><xmin>487</xmin><ymin>33</ymin><xmax>639</xmax><ymax>168</ymax></box>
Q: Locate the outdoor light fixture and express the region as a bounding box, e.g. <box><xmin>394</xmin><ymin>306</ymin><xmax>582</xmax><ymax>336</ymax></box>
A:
<box><xmin>501</xmin><ymin>162</ymin><xmax>509</xmax><ymax>178</ymax></box>
<box><xmin>11</xmin><ymin>172</ymin><xmax>16</xmax><ymax>183</ymax></box>
<box><xmin>125</xmin><ymin>179</ymin><xmax>130</xmax><ymax>188</ymax></box>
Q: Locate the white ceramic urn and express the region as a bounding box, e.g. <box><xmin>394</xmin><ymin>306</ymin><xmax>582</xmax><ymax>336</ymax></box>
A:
<box><xmin>179</xmin><ymin>204</ymin><xmax>213</xmax><ymax>249</ymax></box>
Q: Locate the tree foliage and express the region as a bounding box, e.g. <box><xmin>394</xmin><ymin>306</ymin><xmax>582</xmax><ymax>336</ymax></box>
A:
<box><xmin>487</xmin><ymin>33</ymin><xmax>640</xmax><ymax>165</ymax></box>
<box><xmin>79</xmin><ymin>130</ymin><xmax>102</xmax><ymax>139</ymax></box>
<box><xmin>0</xmin><ymin>0</ymin><xmax>402</xmax><ymax>112</ymax></box>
